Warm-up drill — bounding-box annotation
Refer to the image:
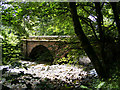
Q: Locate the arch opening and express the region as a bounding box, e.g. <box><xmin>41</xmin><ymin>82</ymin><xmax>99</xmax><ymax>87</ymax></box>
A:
<box><xmin>29</xmin><ymin>45</ymin><xmax>54</xmax><ymax>64</ymax></box>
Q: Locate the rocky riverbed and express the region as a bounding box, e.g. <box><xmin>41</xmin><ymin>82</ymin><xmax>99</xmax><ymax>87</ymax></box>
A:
<box><xmin>1</xmin><ymin>57</ymin><xmax>98</xmax><ymax>89</ymax></box>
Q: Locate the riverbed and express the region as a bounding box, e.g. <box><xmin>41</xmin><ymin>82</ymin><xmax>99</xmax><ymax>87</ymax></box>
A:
<box><xmin>0</xmin><ymin>57</ymin><xmax>98</xmax><ymax>89</ymax></box>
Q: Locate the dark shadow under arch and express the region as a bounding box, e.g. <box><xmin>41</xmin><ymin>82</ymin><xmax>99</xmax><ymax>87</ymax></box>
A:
<box><xmin>29</xmin><ymin>45</ymin><xmax>54</xmax><ymax>64</ymax></box>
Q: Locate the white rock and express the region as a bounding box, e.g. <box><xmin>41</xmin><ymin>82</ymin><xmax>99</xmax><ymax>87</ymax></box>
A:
<box><xmin>2</xmin><ymin>60</ymin><xmax>95</xmax><ymax>88</ymax></box>
<box><xmin>89</xmin><ymin>69</ymin><xmax>98</xmax><ymax>77</ymax></box>
<box><xmin>0</xmin><ymin>65</ymin><xmax>10</xmax><ymax>70</ymax></box>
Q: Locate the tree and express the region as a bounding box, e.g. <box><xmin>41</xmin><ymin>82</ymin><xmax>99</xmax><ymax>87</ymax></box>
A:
<box><xmin>69</xmin><ymin>2</ymin><xmax>120</xmax><ymax>79</ymax></box>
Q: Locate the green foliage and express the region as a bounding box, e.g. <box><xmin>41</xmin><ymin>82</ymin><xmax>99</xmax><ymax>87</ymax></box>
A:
<box><xmin>80</xmin><ymin>85</ymin><xmax>89</xmax><ymax>89</ymax></box>
<box><xmin>56</xmin><ymin>57</ymin><xmax>69</xmax><ymax>65</ymax></box>
<box><xmin>88</xmin><ymin>73</ymin><xmax>120</xmax><ymax>89</ymax></box>
<box><xmin>1</xmin><ymin>2</ymin><xmax>74</xmax><ymax>36</ymax></box>
<box><xmin>102</xmin><ymin>74</ymin><xmax>120</xmax><ymax>89</ymax></box>
<box><xmin>1</xmin><ymin>27</ymin><xmax>21</xmax><ymax>65</ymax></box>
<box><xmin>55</xmin><ymin>48</ymin><xmax>85</xmax><ymax>65</ymax></box>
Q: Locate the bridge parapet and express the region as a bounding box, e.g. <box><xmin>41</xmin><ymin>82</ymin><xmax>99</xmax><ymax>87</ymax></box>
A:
<box><xmin>28</xmin><ymin>35</ymin><xmax>71</xmax><ymax>40</ymax></box>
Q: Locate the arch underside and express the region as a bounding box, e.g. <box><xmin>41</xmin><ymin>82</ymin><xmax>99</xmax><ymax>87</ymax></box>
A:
<box><xmin>29</xmin><ymin>45</ymin><xmax>54</xmax><ymax>64</ymax></box>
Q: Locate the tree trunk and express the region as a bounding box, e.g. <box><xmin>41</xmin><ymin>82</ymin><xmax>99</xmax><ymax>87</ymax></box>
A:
<box><xmin>69</xmin><ymin>2</ymin><xmax>108</xmax><ymax>79</ymax></box>
<box><xmin>110</xmin><ymin>2</ymin><xmax>120</xmax><ymax>36</ymax></box>
<box><xmin>94</xmin><ymin>2</ymin><xmax>109</xmax><ymax>74</ymax></box>
<box><xmin>110</xmin><ymin>2</ymin><xmax>120</xmax><ymax>69</ymax></box>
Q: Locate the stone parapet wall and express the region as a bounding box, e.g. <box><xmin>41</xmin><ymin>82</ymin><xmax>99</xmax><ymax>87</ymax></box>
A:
<box><xmin>28</xmin><ymin>36</ymin><xmax>71</xmax><ymax>40</ymax></box>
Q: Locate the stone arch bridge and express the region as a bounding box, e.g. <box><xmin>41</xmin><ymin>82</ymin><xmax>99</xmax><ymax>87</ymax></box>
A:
<box><xmin>22</xmin><ymin>36</ymin><xmax>78</xmax><ymax>62</ymax></box>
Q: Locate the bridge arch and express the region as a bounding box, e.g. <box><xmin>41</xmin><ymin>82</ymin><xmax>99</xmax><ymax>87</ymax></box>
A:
<box><xmin>29</xmin><ymin>45</ymin><xmax>54</xmax><ymax>63</ymax></box>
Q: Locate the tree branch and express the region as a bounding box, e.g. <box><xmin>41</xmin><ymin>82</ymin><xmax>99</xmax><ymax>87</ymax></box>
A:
<box><xmin>80</xmin><ymin>5</ymin><xmax>97</xmax><ymax>22</ymax></box>
<box><xmin>78</xmin><ymin>16</ymin><xmax>99</xmax><ymax>40</ymax></box>
<box><xmin>100</xmin><ymin>2</ymin><xmax>105</xmax><ymax>10</ymax></box>
<box><xmin>94</xmin><ymin>2</ymin><xmax>104</xmax><ymax>42</ymax></box>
